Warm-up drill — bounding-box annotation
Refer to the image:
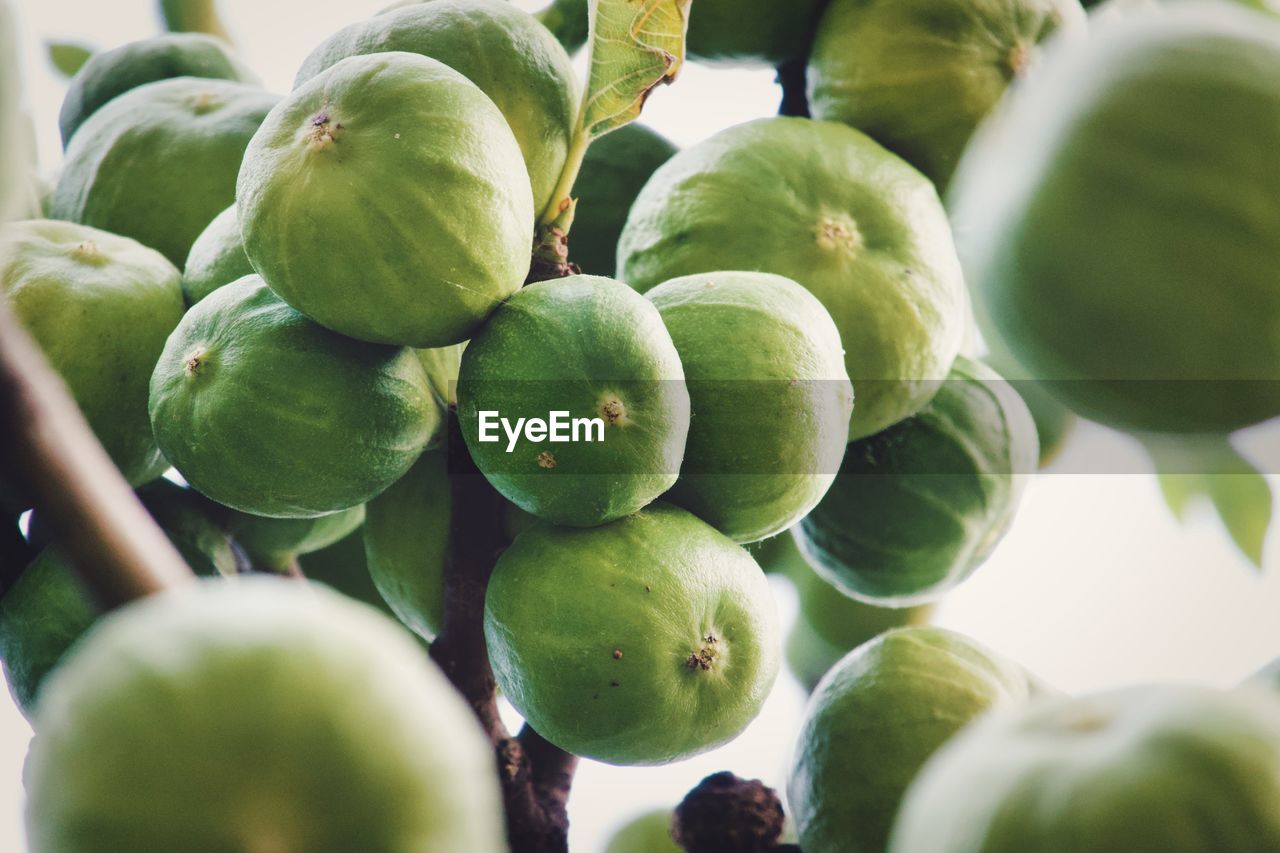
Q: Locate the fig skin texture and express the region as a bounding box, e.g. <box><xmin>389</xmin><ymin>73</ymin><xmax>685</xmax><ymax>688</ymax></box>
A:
<box><xmin>1</xmin><ymin>219</ymin><xmax>184</xmax><ymax>489</ymax></box>
<box><xmin>787</xmin><ymin>626</ymin><xmax>1049</xmax><ymax>853</ymax></box>
<box><xmin>890</xmin><ymin>685</ymin><xmax>1280</xmax><ymax>853</ymax></box>
<box><xmin>951</xmin><ymin>3</ymin><xmax>1280</xmax><ymax>434</ymax></box>
<box><xmin>647</xmin><ymin>271</ymin><xmax>853</xmax><ymax>544</ymax></box>
<box><xmin>50</xmin><ymin>77</ymin><xmax>277</xmax><ymax>267</ymax></box>
<box><xmin>23</xmin><ymin>578</ymin><xmax>507</xmax><ymax>853</ymax></box>
<box><xmin>796</xmin><ymin>357</ymin><xmax>1038</xmax><ymax>606</ymax></box>
<box><xmin>238</xmin><ymin>51</ymin><xmax>533</xmax><ymax>348</ymax></box>
<box><xmin>484</xmin><ymin>503</ymin><xmax>780</xmax><ymax>766</ymax></box>
<box><xmin>294</xmin><ymin>0</ymin><xmax>578</xmax><ymax>214</ymax></box>
<box><xmin>808</xmin><ymin>0</ymin><xmax>1087</xmax><ymax>192</ymax></box>
<box><xmin>618</xmin><ymin>117</ymin><xmax>966</xmax><ymax>441</ymax></box>
<box><xmin>457</xmin><ymin>275</ymin><xmax>690</xmax><ymax>528</ymax></box>
<box><xmin>148</xmin><ymin>275</ymin><xmax>438</xmax><ymax>518</ymax></box>
<box><xmin>59</xmin><ymin>32</ymin><xmax>258</xmax><ymax>146</ymax></box>
<box><xmin>180</xmin><ymin>204</ymin><xmax>252</xmax><ymax>306</ymax></box>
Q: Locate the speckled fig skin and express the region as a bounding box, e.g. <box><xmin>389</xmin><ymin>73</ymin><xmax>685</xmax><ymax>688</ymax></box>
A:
<box><xmin>788</xmin><ymin>626</ymin><xmax>1050</xmax><ymax>853</ymax></box>
<box><xmin>148</xmin><ymin>275</ymin><xmax>438</xmax><ymax>518</ymax></box>
<box><xmin>457</xmin><ymin>275</ymin><xmax>690</xmax><ymax>528</ymax></box>
<box><xmin>294</xmin><ymin>0</ymin><xmax>577</xmax><ymax>214</ymax></box>
<box><xmin>58</xmin><ymin>33</ymin><xmax>258</xmax><ymax>146</ymax></box>
<box><xmin>23</xmin><ymin>578</ymin><xmax>507</xmax><ymax>853</ymax></box>
<box><xmin>484</xmin><ymin>503</ymin><xmax>780</xmax><ymax>765</ymax></box>
<box><xmin>808</xmin><ymin>0</ymin><xmax>1087</xmax><ymax>191</ymax></box>
<box><xmin>238</xmin><ymin>51</ymin><xmax>533</xmax><ymax>348</ymax></box>
<box><xmin>1</xmin><ymin>220</ymin><xmax>184</xmax><ymax>489</ymax></box>
<box><xmin>618</xmin><ymin>117</ymin><xmax>966</xmax><ymax>441</ymax></box>
<box><xmin>647</xmin><ymin>271</ymin><xmax>853</xmax><ymax>543</ymax></box>
<box><xmin>50</xmin><ymin>77</ymin><xmax>276</xmax><ymax>267</ymax></box>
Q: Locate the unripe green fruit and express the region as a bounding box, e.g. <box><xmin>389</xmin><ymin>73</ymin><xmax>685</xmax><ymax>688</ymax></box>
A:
<box><xmin>788</xmin><ymin>626</ymin><xmax>1047</xmax><ymax>853</ymax></box>
<box><xmin>238</xmin><ymin>51</ymin><xmax>533</xmax><ymax>348</ymax></box>
<box><xmin>618</xmin><ymin>117</ymin><xmax>966</xmax><ymax>440</ymax></box>
<box><xmin>808</xmin><ymin>0</ymin><xmax>1086</xmax><ymax>192</ymax></box>
<box><xmin>458</xmin><ymin>275</ymin><xmax>690</xmax><ymax>527</ymax></box>
<box><xmin>294</xmin><ymin>0</ymin><xmax>578</xmax><ymax>214</ymax></box>
<box><xmin>50</xmin><ymin>77</ymin><xmax>276</xmax><ymax>267</ymax></box>
<box><xmin>363</xmin><ymin>450</ymin><xmax>450</xmax><ymax>642</ymax></box>
<box><xmin>685</xmin><ymin>0</ymin><xmax>827</xmax><ymax>65</ymax></box>
<box><xmin>58</xmin><ymin>33</ymin><xmax>257</xmax><ymax>146</ymax></box>
<box><xmin>417</xmin><ymin>343</ymin><xmax>464</xmax><ymax>413</ymax></box>
<box><xmin>744</xmin><ymin>528</ymin><xmax>809</xmax><ymax>576</ymax></box>
<box><xmin>297</xmin><ymin>529</ymin><xmax>398</xmax><ymax>621</ymax></box>
<box><xmin>1</xmin><ymin>220</ymin><xmax>184</xmax><ymax>489</ymax></box>
<box><xmin>648</xmin><ymin>271</ymin><xmax>853</xmax><ymax>543</ymax></box>
<box><xmin>890</xmin><ymin>685</ymin><xmax>1280</xmax><ymax>853</ymax></box>
<box><xmin>484</xmin><ymin>503</ymin><xmax>780</xmax><ymax>765</ymax></box>
<box><xmin>796</xmin><ymin>357</ymin><xmax>1038</xmax><ymax>606</ymax></box>
<box><xmin>180</xmin><ymin>204</ymin><xmax>252</xmax><ymax>306</ymax></box>
<box><xmin>149</xmin><ymin>276</ymin><xmax>437</xmax><ymax>518</ymax></box>
<box><xmin>604</xmin><ymin>809</ymin><xmax>680</xmax><ymax>853</ymax></box>
<box><xmin>228</xmin><ymin>505</ymin><xmax>367</xmax><ymax>567</ymax></box>
<box><xmin>4</xmin><ymin>480</ymin><xmax>236</xmax><ymax>717</ymax></box>
<box><xmin>24</xmin><ymin>578</ymin><xmax>506</xmax><ymax>852</ymax></box>
<box><xmin>951</xmin><ymin>3</ymin><xmax>1280</xmax><ymax>433</ymax></box>
<box><xmin>571</xmin><ymin>124</ymin><xmax>677</xmax><ymax>277</ymax></box>
<box><xmin>786</xmin><ymin>557</ymin><xmax>933</xmax><ymax>691</ymax></box>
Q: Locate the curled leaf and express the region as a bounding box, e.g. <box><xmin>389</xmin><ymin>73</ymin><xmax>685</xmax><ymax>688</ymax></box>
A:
<box><xmin>581</xmin><ymin>0</ymin><xmax>691</xmax><ymax>139</ymax></box>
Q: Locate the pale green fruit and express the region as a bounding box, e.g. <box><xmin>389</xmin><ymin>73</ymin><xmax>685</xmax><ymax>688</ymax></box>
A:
<box><xmin>485</xmin><ymin>503</ymin><xmax>780</xmax><ymax>765</ymax></box>
<box><xmin>24</xmin><ymin>578</ymin><xmax>506</xmax><ymax>852</ymax></box>
<box><xmin>618</xmin><ymin>117</ymin><xmax>966</xmax><ymax>440</ymax></box>
<box><xmin>890</xmin><ymin>685</ymin><xmax>1280</xmax><ymax>852</ymax></box>
<box><xmin>238</xmin><ymin>51</ymin><xmax>533</xmax><ymax>348</ymax></box>
<box><xmin>1</xmin><ymin>220</ymin><xmax>184</xmax><ymax>488</ymax></box>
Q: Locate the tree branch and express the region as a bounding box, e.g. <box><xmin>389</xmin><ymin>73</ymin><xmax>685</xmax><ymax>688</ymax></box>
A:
<box><xmin>430</xmin><ymin>412</ymin><xmax>577</xmax><ymax>852</ymax></box>
<box><xmin>0</xmin><ymin>300</ymin><xmax>193</xmax><ymax>610</ymax></box>
<box><xmin>776</xmin><ymin>60</ymin><xmax>810</xmax><ymax>118</ymax></box>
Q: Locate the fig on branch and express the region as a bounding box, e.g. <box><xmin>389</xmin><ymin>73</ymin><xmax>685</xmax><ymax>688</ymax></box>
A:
<box><xmin>647</xmin><ymin>270</ymin><xmax>853</xmax><ymax>543</ymax></box>
<box><xmin>294</xmin><ymin>0</ymin><xmax>578</xmax><ymax>215</ymax></box>
<box><xmin>49</xmin><ymin>77</ymin><xmax>276</xmax><ymax>267</ymax></box>
<box><xmin>58</xmin><ymin>33</ymin><xmax>257</xmax><ymax>146</ymax></box>
<box><xmin>238</xmin><ymin>51</ymin><xmax>533</xmax><ymax>348</ymax></box>
<box><xmin>484</xmin><ymin>503</ymin><xmax>780</xmax><ymax>765</ymax></box>
<box><xmin>618</xmin><ymin>116</ymin><xmax>966</xmax><ymax>441</ymax></box>
<box><xmin>23</xmin><ymin>578</ymin><xmax>507</xmax><ymax>852</ymax></box>
<box><xmin>148</xmin><ymin>276</ymin><xmax>437</xmax><ymax>518</ymax></box>
<box><xmin>458</xmin><ymin>274</ymin><xmax>690</xmax><ymax>527</ymax></box>
<box><xmin>796</xmin><ymin>357</ymin><xmax>1038</xmax><ymax>606</ymax></box>
<box><xmin>1</xmin><ymin>220</ymin><xmax>184</xmax><ymax>490</ymax></box>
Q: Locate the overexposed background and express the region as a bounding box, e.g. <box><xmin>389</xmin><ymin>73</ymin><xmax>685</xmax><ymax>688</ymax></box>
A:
<box><xmin>5</xmin><ymin>1</ymin><xmax>1280</xmax><ymax>850</ymax></box>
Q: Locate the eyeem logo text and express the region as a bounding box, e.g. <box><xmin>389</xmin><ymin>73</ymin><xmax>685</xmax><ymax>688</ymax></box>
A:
<box><xmin>477</xmin><ymin>411</ymin><xmax>605</xmax><ymax>453</ymax></box>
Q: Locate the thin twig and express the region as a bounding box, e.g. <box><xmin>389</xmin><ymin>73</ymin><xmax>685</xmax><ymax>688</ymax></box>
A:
<box><xmin>0</xmin><ymin>300</ymin><xmax>193</xmax><ymax>610</ymax></box>
<box><xmin>776</xmin><ymin>59</ymin><xmax>810</xmax><ymax>118</ymax></box>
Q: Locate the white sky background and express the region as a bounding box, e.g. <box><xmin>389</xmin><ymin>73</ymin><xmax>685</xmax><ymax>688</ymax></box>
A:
<box><xmin>5</xmin><ymin>1</ymin><xmax>1280</xmax><ymax>851</ymax></box>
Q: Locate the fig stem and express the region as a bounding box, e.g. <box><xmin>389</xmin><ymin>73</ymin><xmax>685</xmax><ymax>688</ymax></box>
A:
<box><xmin>776</xmin><ymin>59</ymin><xmax>810</xmax><ymax>118</ymax></box>
<box><xmin>537</xmin><ymin>122</ymin><xmax>592</xmax><ymax>229</ymax></box>
<box><xmin>431</xmin><ymin>411</ymin><xmax>577</xmax><ymax>852</ymax></box>
<box><xmin>0</xmin><ymin>299</ymin><xmax>195</xmax><ymax>610</ymax></box>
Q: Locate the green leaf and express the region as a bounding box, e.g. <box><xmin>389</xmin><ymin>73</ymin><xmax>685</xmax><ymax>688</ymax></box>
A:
<box><xmin>158</xmin><ymin>0</ymin><xmax>231</xmax><ymax>42</ymax></box>
<box><xmin>1156</xmin><ymin>473</ymin><xmax>1202</xmax><ymax>522</ymax></box>
<box><xmin>537</xmin><ymin>0</ymin><xmax>590</xmax><ymax>55</ymax></box>
<box><xmin>580</xmin><ymin>0</ymin><xmax>691</xmax><ymax>140</ymax></box>
<box><xmin>1143</xmin><ymin>433</ymin><xmax>1273</xmax><ymax>568</ymax></box>
<box><xmin>46</xmin><ymin>41</ymin><xmax>93</xmax><ymax>78</ymax></box>
<box><xmin>1206</xmin><ymin>451</ymin><xmax>1272</xmax><ymax>569</ymax></box>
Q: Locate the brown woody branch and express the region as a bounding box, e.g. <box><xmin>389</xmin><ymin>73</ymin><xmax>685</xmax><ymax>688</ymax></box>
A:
<box><xmin>0</xmin><ymin>299</ymin><xmax>193</xmax><ymax>610</ymax></box>
<box><xmin>430</xmin><ymin>411</ymin><xmax>578</xmax><ymax>853</ymax></box>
